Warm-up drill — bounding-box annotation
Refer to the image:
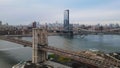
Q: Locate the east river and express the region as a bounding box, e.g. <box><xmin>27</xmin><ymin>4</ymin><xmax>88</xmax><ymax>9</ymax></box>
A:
<box><xmin>0</xmin><ymin>35</ymin><xmax>120</xmax><ymax>68</ymax></box>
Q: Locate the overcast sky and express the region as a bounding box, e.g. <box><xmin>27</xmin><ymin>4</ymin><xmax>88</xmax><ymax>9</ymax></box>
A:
<box><xmin>0</xmin><ymin>0</ymin><xmax>120</xmax><ymax>25</ymax></box>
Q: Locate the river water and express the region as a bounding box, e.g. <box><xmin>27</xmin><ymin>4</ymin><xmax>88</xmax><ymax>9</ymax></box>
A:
<box><xmin>0</xmin><ymin>35</ymin><xmax>120</xmax><ymax>68</ymax></box>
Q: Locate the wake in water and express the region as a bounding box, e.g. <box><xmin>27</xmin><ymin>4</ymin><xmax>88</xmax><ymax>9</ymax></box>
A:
<box><xmin>0</xmin><ymin>47</ymin><xmax>24</xmax><ymax>51</ymax></box>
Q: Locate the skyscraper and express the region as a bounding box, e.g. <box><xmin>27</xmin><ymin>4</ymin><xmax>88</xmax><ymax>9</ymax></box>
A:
<box><xmin>32</xmin><ymin>21</ymin><xmax>37</xmax><ymax>28</ymax></box>
<box><xmin>0</xmin><ymin>21</ymin><xmax>2</xmax><ymax>25</ymax></box>
<box><xmin>64</xmin><ymin>10</ymin><xmax>69</xmax><ymax>31</ymax></box>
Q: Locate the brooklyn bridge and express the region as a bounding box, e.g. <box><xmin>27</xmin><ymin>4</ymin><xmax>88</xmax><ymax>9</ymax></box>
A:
<box><xmin>0</xmin><ymin>28</ymin><xmax>120</xmax><ymax>68</ymax></box>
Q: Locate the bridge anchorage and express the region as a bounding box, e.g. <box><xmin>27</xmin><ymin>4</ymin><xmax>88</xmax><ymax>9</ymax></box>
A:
<box><xmin>0</xmin><ymin>28</ymin><xmax>120</xmax><ymax>68</ymax></box>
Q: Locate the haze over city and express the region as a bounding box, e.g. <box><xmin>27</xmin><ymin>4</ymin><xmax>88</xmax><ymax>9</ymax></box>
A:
<box><xmin>0</xmin><ymin>0</ymin><xmax>120</xmax><ymax>25</ymax></box>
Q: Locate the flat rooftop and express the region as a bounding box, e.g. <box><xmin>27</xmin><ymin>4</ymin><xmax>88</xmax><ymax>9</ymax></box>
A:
<box><xmin>44</xmin><ymin>61</ymin><xmax>72</xmax><ymax>68</ymax></box>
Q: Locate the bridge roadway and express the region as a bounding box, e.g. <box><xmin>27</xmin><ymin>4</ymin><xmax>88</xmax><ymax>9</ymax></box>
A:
<box><xmin>0</xmin><ymin>36</ymin><xmax>120</xmax><ymax>68</ymax></box>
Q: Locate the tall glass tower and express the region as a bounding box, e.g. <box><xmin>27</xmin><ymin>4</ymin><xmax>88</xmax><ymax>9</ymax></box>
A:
<box><xmin>64</xmin><ymin>10</ymin><xmax>69</xmax><ymax>31</ymax></box>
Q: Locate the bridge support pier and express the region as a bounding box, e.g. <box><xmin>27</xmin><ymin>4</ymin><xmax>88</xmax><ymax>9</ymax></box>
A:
<box><xmin>32</xmin><ymin>28</ymin><xmax>48</xmax><ymax>64</ymax></box>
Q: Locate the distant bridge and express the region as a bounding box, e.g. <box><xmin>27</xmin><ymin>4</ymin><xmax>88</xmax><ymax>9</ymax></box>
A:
<box><xmin>77</xmin><ymin>28</ymin><xmax>120</xmax><ymax>35</ymax></box>
<box><xmin>0</xmin><ymin>28</ymin><xmax>119</xmax><ymax>41</ymax></box>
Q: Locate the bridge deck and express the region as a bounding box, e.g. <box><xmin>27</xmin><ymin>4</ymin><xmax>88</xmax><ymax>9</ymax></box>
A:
<box><xmin>0</xmin><ymin>36</ymin><xmax>120</xmax><ymax>68</ymax></box>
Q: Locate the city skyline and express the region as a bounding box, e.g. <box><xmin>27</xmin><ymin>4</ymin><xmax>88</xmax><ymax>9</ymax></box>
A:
<box><xmin>0</xmin><ymin>0</ymin><xmax>120</xmax><ymax>25</ymax></box>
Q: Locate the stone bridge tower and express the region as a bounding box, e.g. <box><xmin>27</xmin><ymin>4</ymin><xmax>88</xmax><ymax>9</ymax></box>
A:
<box><xmin>32</xmin><ymin>28</ymin><xmax>48</xmax><ymax>64</ymax></box>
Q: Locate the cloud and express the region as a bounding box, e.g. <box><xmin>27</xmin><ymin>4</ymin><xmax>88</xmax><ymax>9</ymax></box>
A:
<box><xmin>0</xmin><ymin>0</ymin><xmax>120</xmax><ymax>25</ymax></box>
<box><xmin>71</xmin><ymin>9</ymin><xmax>120</xmax><ymax>20</ymax></box>
<box><xmin>0</xmin><ymin>0</ymin><xmax>16</xmax><ymax>5</ymax></box>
